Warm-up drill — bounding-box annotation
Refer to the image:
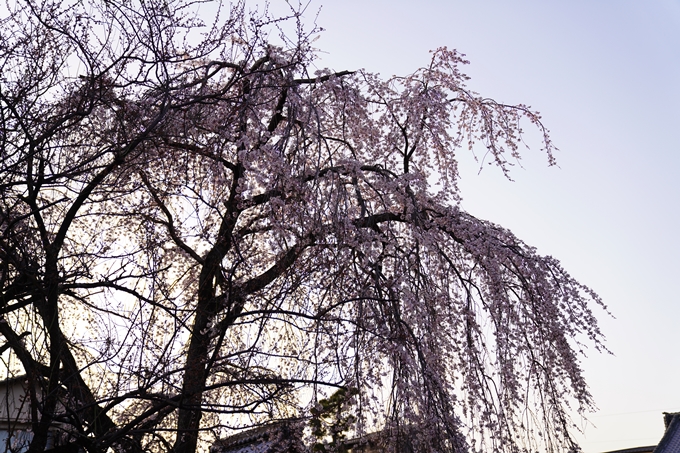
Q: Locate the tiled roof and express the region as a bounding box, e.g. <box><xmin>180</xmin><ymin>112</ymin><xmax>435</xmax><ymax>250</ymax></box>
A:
<box><xmin>211</xmin><ymin>422</ymin><xmax>301</xmax><ymax>453</ymax></box>
<box><xmin>654</xmin><ymin>413</ymin><xmax>680</xmax><ymax>453</ymax></box>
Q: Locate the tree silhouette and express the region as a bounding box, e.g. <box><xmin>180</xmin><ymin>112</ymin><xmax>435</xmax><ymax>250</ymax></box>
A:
<box><xmin>0</xmin><ymin>1</ymin><xmax>606</xmax><ymax>453</ymax></box>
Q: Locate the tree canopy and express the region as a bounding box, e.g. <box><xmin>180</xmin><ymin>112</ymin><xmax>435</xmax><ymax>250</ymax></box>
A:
<box><xmin>0</xmin><ymin>1</ymin><xmax>606</xmax><ymax>452</ymax></box>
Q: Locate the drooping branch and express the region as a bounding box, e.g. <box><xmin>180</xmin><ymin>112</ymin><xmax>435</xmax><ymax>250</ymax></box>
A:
<box><xmin>0</xmin><ymin>4</ymin><xmax>603</xmax><ymax>453</ymax></box>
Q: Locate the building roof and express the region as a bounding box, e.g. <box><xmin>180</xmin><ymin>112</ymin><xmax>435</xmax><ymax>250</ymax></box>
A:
<box><xmin>601</xmin><ymin>412</ymin><xmax>680</xmax><ymax>453</ymax></box>
<box><xmin>602</xmin><ymin>447</ymin><xmax>656</xmax><ymax>453</ymax></box>
<box><xmin>654</xmin><ymin>413</ymin><xmax>680</xmax><ymax>453</ymax></box>
<box><xmin>211</xmin><ymin>422</ymin><xmax>301</xmax><ymax>453</ymax></box>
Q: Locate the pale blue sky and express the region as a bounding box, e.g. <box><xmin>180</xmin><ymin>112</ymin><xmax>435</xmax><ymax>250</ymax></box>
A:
<box><xmin>288</xmin><ymin>1</ymin><xmax>680</xmax><ymax>451</ymax></box>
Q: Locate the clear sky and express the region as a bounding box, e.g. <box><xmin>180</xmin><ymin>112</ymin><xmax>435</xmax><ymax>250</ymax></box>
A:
<box><xmin>270</xmin><ymin>0</ymin><xmax>680</xmax><ymax>451</ymax></box>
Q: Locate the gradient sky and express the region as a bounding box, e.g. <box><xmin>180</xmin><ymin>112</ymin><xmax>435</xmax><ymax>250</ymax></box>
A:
<box><xmin>267</xmin><ymin>1</ymin><xmax>680</xmax><ymax>451</ymax></box>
